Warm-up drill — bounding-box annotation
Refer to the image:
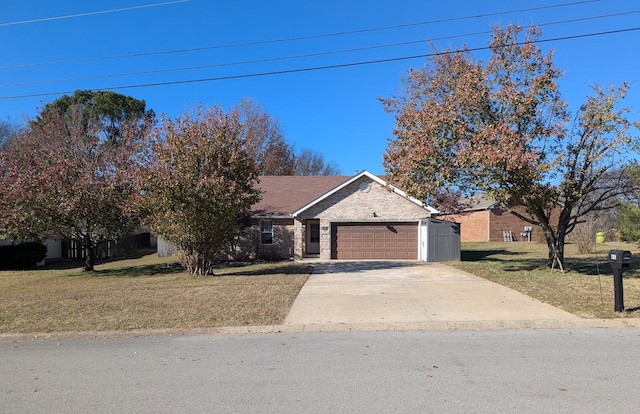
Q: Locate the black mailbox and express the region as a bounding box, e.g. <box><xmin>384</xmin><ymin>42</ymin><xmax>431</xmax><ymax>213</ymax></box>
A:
<box><xmin>609</xmin><ymin>250</ymin><xmax>632</xmax><ymax>270</ymax></box>
<box><xmin>608</xmin><ymin>250</ymin><xmax>632</xmax><ymax>312</ymax></box>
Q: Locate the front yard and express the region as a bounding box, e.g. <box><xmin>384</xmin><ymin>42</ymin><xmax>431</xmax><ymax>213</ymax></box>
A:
<box><xmin>3</xmin><ymin>241</ymin><xmax>639</xmax><ymax>336</ymax></box>
<box><xmin>0</xmin><ymin>252</ymin><xmax>310</xmax><ymax>334</ymax></box>
<box><xmin>452</xmin><ymin>241</ymin><xmax>640</xmax><ymax>319</ymax></box>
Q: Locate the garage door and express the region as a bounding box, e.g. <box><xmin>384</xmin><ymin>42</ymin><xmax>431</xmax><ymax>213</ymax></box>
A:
<box><xmin>332</xmin><ymin>223</ymin><xmax>418</xmax><ymax>259</ymax></box>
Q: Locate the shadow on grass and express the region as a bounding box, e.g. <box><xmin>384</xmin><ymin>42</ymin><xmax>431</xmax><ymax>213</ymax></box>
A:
<box><xmin>461</xmin><ymin>248</ymin><xmax>640</xmax><ymax>275</ymax></box>
<box><xmin>489</xmin><ymin>256</ymin><xmax>620</xmax><ymax>274</ymax></box>
<box><xmin>464</xmin><ymin>250</ymin><xmax>640</xmax><ymax>277</ymax></box>
<box><xmin>91</xmin><ymin>262</ymin><xmax>186</xmax><ymax>277</ymax></box>
<box><xmin>500</xmin><ymin>258</ymin><xmax>550</xmax><ymax>272</ymax></box>
<box><xmin>461</xmin><ymin>249</ymin><xmax>526</xmax><ymax>262</ymax></box>
<box><xmin>88</xmin><ymin>261</ymin><xmax>314</xmax><ymax>278</ymax></box>
<box><xmin>213</xmin><ymin>262</ymin><xmax>314</xmax><ymax>277</ymax></box>
<box><xmin>565</xmin><ymin>258</ymin><xmax>611</xmax><ymax>276</ymax></box>
<box><xmin>40</xmin><ymin>248</ymin><xmax>159</xmax><ymax>271</ymax></box>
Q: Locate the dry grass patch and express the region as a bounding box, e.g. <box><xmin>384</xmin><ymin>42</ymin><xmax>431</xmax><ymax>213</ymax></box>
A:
<box><xmin>0</xmin><ymin>252</ymin><xmax>311</xmax><ymax>334</ymax></box>
<box><xmin>451</xmin><ymin>241</ymin><xmax>640</xmax><ymax>319</ymax></box>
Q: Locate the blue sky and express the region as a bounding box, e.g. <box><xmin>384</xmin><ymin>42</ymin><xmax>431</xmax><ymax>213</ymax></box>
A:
<box><xmin>1</xmin><ymin>0</ymin><xmax>638</xmax><ymax>175</ymax></box>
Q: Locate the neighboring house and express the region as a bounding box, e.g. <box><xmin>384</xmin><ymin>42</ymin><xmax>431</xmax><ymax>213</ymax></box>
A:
<box><xmin>233</xmin><ymin>170</ymin><xmax>439</xmax><ymax>260</ymax></box>
<box><xmin>437</xmin><ymin>195</ymin><xmax>551</xmax><ymax>242</ymax></box>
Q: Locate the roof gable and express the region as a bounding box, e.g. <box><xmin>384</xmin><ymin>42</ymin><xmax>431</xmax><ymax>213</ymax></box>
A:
<box><xmin>292</xmin><ymin>170</ymin><xmax>436</xmax><ymax>216</ymax></box>
<box><xmin>251</xmin><ymin>171</ymin><xmax>436</xmax><ymax>217</ymax></box>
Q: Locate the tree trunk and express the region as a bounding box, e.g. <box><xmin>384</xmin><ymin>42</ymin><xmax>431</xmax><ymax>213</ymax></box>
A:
<box><xmin>530</xmin><ymin>204</ymin><xmax>567</xmax><ymax>272</ymax></box>
<box><xmin>553</xmin><ymin>222</ymin><xmax>568</xmax><ymax>272</ymax></box>
<box><xmin>83</xmin><ymin>234</ymin><xmax>95</xmax><ymax>271</ymax></box>
<box><xmin>540</xmin><ymin>219</ymin><xmax>567</xmax><ymax>271</ymax></box>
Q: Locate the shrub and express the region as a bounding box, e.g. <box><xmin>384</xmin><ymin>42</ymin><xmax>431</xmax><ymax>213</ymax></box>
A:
<box><xmin>0</xmin><ymin>245</ymin><xmax>17</xmax><ymax>269</ymax></box>
<box><xmin>0</xmin><ymin>242</ymin><xmax>47</xmax><ymax>269</ymax></box>
<box><xmin>15</xmin><ymin>242</ymin><xmax>47</xmax><ymax>268</ymax></box>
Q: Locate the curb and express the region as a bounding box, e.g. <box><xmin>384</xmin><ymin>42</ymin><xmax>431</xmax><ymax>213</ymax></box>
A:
<box><xmin>3</xmin><ymin>318</ymin><xmax>640</xmax><ymax>341</ymax></box>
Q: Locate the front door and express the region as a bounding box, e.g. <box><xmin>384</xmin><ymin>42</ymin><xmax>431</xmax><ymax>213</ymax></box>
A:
<box><xmin>306</xmin><ymin>220</ymin><xmax>320</xmax><ymax>255</ymax></box>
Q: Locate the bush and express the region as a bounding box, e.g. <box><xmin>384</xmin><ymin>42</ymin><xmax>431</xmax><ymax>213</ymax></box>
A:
<box><xmin>15</xmin><ymin>242</ymin><xmax>47</xmax><ymax>268</ymax></box>
<box><xmin>0</xmin><ymin>245</ymin><xmax>17</xmax><ymax>269</ymax></box>
<box><xmin>0</xmin><ymin>242</ymin><xmax>47</xmax><ymax>269</ymax></box>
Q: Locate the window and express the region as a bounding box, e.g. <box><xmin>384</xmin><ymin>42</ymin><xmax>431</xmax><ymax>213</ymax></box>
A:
<box><xmin>261</xmin><ymin>220</ymin><xmax>273</xmax><ymax>245</ymax></box>
<box><xmin>310</xmin><ymin>223</ymin><xmax>320</xmax><ymax>243</ymax></box>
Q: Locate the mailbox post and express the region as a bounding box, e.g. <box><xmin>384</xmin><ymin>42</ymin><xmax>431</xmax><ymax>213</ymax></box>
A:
<box><xmin>608</xmin><ymin>250</ymin><xmax>632</xmax><ymax>312</ymax></box>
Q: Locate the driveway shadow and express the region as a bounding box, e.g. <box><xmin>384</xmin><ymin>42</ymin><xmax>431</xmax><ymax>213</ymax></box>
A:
<box><xmin>311</xmin><ymin>260</ymin><xmax>421</xmax><ymax>275</ymax></box>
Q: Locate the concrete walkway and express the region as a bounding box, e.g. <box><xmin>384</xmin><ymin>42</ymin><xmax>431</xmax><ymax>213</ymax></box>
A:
<box><xmin>284</xmin><ymin>260</ymin><xmax>581</xmax><ymax>330</ymax></box>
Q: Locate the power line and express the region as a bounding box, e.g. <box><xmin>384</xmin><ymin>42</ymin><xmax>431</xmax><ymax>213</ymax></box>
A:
<box><xmin>1</xmin><ymin>26</ymin><xmax>637</xmax><ymax>101</ymax></box>
<box><xmin>2</xmin><ymin>9</ymin><xmax>636</xmax><ymax>89</ymax></box>
<box><xmin>0</xmin><ymin>0</ymin><xmax>599</xmax><ymax>69</ymax></box>
<box><xmin>0</xmin><ymin>0</ymin><xmax>190</xmax><ymax>27</ymax></box>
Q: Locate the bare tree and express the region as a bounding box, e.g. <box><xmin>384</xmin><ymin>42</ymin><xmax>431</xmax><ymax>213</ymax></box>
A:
<box><xmin>294</xmin><ymin>148</ymin><xmax>341</xmax><ymax>176</ymax></box>
<box><xmin>0</xmin><ymin>118</ymin><xmax>23</xmax><ymax>150</ymax></box>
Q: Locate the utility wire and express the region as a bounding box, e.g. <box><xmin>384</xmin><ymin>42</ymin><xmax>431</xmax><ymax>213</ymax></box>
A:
<box><xmin>1</xmin><ymin>26</ymin><xmax>637</xmax><ymax>101</ymax></box>
<box><xmin>3</xmin><ymin>9</ymin><xmax>636</xmax><ymax>89</ymax></box>
<box><xmin>0</xmin><ymin>0</ymin><xmax>600</xmax><ymax>69</ymax></box>
<box><xmin>0</xmin><ymin>0</ymin><xmax>190</xmax><ymax>27</ymax></box>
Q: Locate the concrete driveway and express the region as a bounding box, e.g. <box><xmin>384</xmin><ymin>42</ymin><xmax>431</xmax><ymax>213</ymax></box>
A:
<box><xmin>284</xmin><ymin>260</ymin><xmax>580</xmax><ymax>330</ymax></box>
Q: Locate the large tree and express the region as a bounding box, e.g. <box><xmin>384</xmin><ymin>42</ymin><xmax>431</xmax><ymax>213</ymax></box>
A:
<box><xmin>40</xmin><ymin>89</ymin><xmax>155</xmax><ymax>144</ymax></box>
<box><xmin>143</xmin><ymin>105</ymin><xmax>261</xmax><ymax>276</ymax></box>
<box><xmin>0</xmin><ymin>91</ymin><xmax>153</xmax><ymax>271</ymax></box>
<box><xmin>294</xmin><ymin>148</ymin><xmax>342</xmax><ymax>176</ymax></box>
<box><xmin>237</xmin><ymin>98</ymin><xmax>296</xmax><ymax>175</ymax></box>
<box><xmin>382</xmin><ymin>25</ymin><xmax>637</xmax><ymax>270</ymax></box>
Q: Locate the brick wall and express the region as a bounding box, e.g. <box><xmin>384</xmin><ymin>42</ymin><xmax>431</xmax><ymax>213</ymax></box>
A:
<box><xmin>440</xmin><ymin>211</ymin><xmax>490</xmax><ymax>242</ymax></box>
<box><xmin>488</xmin><ymin>207</ymin><xmax>533</xmax><ymax>242</ymax></box>
<box><xmin>442</xmin><ymin>205</ymin><xmax>562</xmax><ymax>242</ymax></box>
<box><xmin>233</xmin><ymin>218</ymin><xmax>294</xmax><ymax>260</ymax></box>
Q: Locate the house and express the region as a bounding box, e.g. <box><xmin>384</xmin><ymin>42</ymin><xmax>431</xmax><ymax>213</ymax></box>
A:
<box><xmin>235</xmin><ymin>170</ymin><xmax>439</xmax><ymax>260</ymax></box>
<box><xmin>436</xmin><ymin>195</ymin><xmax>548</xmax><ymax>242</ymax></box>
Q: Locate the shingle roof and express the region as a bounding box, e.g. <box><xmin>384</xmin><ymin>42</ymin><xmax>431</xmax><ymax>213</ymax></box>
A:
<box><xmin>462</xmin><ymin>194</ymin><xmax>500</xmax><ymax>211</ymax></box>
<box><xmin>252</xmin><ymin>176</ymin><xmax>350</xmax><ymax>217</ymax></box>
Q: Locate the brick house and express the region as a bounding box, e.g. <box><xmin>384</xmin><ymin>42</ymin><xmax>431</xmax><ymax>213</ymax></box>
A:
<box><xmin>236</xmin><ymin>170</ymin><xmax>437</xmax><ymax>260</ymax></box>
<box><xmin>437</xmin><ymin>195</ymin><xmax>546</xmax><ymax>242</ymax></box>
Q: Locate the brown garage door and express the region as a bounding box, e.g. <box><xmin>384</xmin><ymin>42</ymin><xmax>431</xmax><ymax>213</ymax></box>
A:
<box><xmin>332</xmin><ymin>223</ymin><xmax>418</xmax><ymax>259</ymax></box>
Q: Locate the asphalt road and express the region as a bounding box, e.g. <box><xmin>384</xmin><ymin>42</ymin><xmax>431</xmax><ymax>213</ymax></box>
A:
<box><xmin>3</xmin><ymin>328</ymin><xmax>640</xmax><ymax>413</ymax></box>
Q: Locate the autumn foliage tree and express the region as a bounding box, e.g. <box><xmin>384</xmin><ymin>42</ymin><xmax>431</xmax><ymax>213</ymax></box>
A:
<box><xmin>236</xmin><ymin>98</ymin><xmax>340</xmax><ymax>176</ymax></box>
<box><xmin>0</xmin><ymin>97</ymin><xmax>153</xmax><ymax>271</ymax></box>
<box><xmin>382</xmin><ymin>25</ymin><xmax>637</xmax><ymax>270</ymax></box>
<box><xmin>237</xmin><ymin>98</ymin><xmax>296</xmax><ymax>175</ymax></box>
<box><xmin>143</xmin><ymin>105</ymin><xmax>261</xmax><ymax>276</ymax></box>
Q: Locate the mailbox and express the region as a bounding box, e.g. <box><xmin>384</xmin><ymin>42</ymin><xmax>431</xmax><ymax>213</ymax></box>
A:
<box><xmin>608</xmin><ymin>250</ymin><xmax>632</xmax><ymax>312</ymax></box>
<box><xmin>609</xmin><ymin>250</ymin><xmax>632</xmax><ymax>270</ymax></box>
